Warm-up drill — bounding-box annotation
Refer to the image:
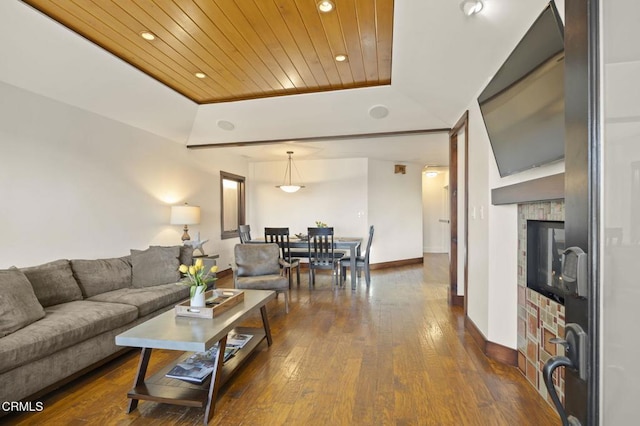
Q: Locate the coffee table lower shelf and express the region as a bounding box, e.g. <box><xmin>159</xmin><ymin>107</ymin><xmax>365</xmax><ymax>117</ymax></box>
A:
<box><xmin>126</xmin><ymin>326</ymin><xmax>267</xmax><ymax>419</ymax></box>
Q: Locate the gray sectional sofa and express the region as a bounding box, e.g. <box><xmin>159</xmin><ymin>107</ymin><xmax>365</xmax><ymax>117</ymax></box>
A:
<box><xmin>0</xmin><ymin>245</ymin><xmax>195</xmax><ymax>404</ymax></box>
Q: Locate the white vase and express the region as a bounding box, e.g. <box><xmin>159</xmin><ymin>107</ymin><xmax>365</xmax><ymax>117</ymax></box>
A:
<box><xmin>190</xmin><ymin>286</ymin><xmax>206</xmax><ymax>307</ymax></box>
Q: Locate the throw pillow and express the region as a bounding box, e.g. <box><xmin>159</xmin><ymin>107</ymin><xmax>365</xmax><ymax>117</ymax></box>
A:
<box><xmin>151</xmin><ymin>245</ymin><xmax>194</xmax><ymax>267</ymax></box>
<box><xmin>20</xmin><ymin>259</ymin><xmax>84</xmax><ymax>307</ymax></box>
<box><xmin>70</xmin><ymin>256</ymin><xmax>132</xmax><ymax>298</ymax></box>
<box><xmin>0</xmin><ymin>268</ymin><xmax>46</xmax><ymax>337</ymax></box>
<box><xmin>130</xmin><ymin>246</ymin><xmax>180</xmax><ymax>288</ymax></box>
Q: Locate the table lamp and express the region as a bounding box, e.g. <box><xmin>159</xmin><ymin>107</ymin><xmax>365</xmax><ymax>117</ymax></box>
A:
<box><xmin>170</xmin><ymin>203</ymin><xmax>201</xmax><ymax>241</ymax></box>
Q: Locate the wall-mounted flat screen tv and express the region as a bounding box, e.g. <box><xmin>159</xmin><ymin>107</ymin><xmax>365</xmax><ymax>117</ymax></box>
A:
<box><xmin>478</xmin><ymin>1</ymin><xmax>565</xmax><ymax>177</ymax></box>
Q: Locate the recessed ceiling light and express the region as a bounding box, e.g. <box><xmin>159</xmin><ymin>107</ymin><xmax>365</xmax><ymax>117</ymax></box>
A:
<box><xmin>318</xmin><ymin>1</ymin><xmax>334</xmax><ymax>13</ymax></box>
<box><xmin>140</xmin><ymin>31</ymin><xmax>156</xmax><ymax>41</ymax></box>
<box><xmin>425</xmin><ymin>171</ymin><xmax>439</xmax><ymax>178</ymax></box>
<box><xmin>217</xmin><ymin>120</ymin><xmax>235</xmax><ymax>131</ymax></box>
<box><xmin>460</xmin><ymin>0</ymin><xmax>483</xmax><ymax>16</ymax></box>
<box><xmin>335</xmin><ymin>54</ymin><xmax>348</xmax><ymax>62</ymax></box>
<box><xmin>369</xmin><ymin>105</ymin><xmax>389</xmax><ymax>119</ymax></box>
<box><xmin>195</xmin><ymin>72</ymin><xmax>206</xmax><ymax>79</ymax></box>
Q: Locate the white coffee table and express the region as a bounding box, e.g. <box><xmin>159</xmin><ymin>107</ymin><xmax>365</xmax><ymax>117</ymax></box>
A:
<box><xmin>115</xmin><ymin>289</ymin><xmax>276</xmax><ymax>424</ymax></box>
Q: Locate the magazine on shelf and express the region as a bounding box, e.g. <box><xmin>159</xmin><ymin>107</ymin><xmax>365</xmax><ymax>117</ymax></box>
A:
<box><xmin>165</xmin><ymin>358</ymin><xmax>216</xmax><ymax>384</ymax></box>
<box><xmin>227</xmin><ymin>333</ymin><xmax>253</xmax><ymax>349</ymax></box>
<box><xmin>165</xmin><ymin>342</ymin><xmax>240</xmax><ymax>384</ymax></box>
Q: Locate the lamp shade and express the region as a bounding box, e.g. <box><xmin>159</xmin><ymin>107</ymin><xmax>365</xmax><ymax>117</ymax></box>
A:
<box><xmin>170</xmin><ymin>204</ymin><xmax>200</xmax><ymax>225</ymax></box>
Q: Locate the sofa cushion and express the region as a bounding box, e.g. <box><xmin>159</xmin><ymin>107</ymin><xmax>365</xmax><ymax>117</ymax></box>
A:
<box><xmin>70</xmin><ymin>256</ymin><xmax>132</xmax><ymax>298</ymax></box>
<box><xmin>20</xmin><ymin>259</ymin><xmax>83</xmax><ymax>307</ymax></box>
<box><xmin>0</xmin><ymin>268</ymin><xmax>46</xmax><ymax>338</ymax></box>
<box><xmin>130</xmin><ymin>246</ymin><xmax>180</xmax><ymax>288</ymax></box>
<box><xmin>0</xmin><ymin>300</ymin><xmax>138</xmax><ymax>374</ymax></box>
<box><xmin>86</xmin><ymin>283</ymin><xmax>189</xmax><ymax>317</ymax></box>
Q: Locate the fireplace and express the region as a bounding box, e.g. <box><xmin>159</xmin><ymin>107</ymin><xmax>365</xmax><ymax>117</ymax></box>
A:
<box><xmin>526</xmin><ymin>220</ymin><xmax>565</xmax><ymax>304</ymax></box>
<box><xmin>517</xmin><ymin>201</ymin><xmax>565</xmax><ymax>406</ymax></box>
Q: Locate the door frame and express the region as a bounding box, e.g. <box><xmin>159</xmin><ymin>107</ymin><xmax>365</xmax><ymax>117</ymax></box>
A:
<box><xmin>449</xmin><ymin>111</ymin><xmax>469</xmax><ymax>310</ymax></box>
<box><xmin>563</xmin><ymin>0</ymin><xmax>600</xmax><ymax>422</ymax></box>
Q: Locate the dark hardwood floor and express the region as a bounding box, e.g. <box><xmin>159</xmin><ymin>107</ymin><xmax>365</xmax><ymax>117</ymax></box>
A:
<box><xmin>4</xmin><ymin>254</ymin><xmax>559</xmax><ymax>425</ymax></box>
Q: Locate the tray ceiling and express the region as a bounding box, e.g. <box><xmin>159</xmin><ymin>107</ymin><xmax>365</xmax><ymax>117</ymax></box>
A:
<box><xmin>23</xmin><ymin>0</ymin><xmax>393</xmax><ymax>104</ymax></box>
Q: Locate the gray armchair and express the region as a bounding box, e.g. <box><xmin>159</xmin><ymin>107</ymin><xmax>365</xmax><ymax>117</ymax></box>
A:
<box><xmin>233</xmin><ymin>243</ymin><xmax>289</xmax><ymax>313</ymax></box>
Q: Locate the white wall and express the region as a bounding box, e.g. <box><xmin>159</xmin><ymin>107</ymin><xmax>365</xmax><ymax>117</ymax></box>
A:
<box><xmin>246</xmin><ymin>157</ymin><xmax>423</xmax><ymax>264</ymax></box>
<box><xmin>0</xmin><ymin>81</ymin><xmax>248</xmax><ymax>270</ymax></box>
<box><xmin>461</xmin><ymin>0</ymin><xmax>567</xmax><ymax>349</ymax></box>
<box><xmin>248</xmin><ymin>157</ymin><xmax>368</xmax><ymax>239</ymax></box>
<box><xmin>464</xmin><ymin>98</ymin><xmax>565</xmax><ymax>348</ymax></box>
<box><xmin>368</xmin><ymin>159</ymin><xmax>423</xmax><ymax>263</ymax></box>
<box><xmin>422</xmin><ymin>171</ymin><xmax>449</xmax><ymax>253</ymax></box>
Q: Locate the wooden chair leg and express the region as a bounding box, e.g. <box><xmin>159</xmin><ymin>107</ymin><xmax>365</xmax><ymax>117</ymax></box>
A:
<box><xmin>296</xmin><ymin>265</ymin><xmax>300</xmax><ymax>286</ymax></box>
<box><xmin>364</xmin><ymin>264</ymin><xmax>371</xmax><ymax>285</ymax></box>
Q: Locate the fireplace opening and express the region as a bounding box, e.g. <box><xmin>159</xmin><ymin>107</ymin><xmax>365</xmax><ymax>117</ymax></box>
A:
<box><xmin>526</xmin><ymin>220</ymin><xmax>565</xmax><ymax>304</ymax></box>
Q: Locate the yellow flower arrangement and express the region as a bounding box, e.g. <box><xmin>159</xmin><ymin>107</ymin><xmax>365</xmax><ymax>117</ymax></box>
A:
<box><xmin>178</xmin><ymin>258</ymin><xmax>218</xmax><ymax>298</ymax></box>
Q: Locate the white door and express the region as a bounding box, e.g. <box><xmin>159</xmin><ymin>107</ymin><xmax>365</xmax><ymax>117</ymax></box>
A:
<box><xmin>600</xmin><ymin>0</ymin><xmax>640</xmax><ymax>422</ymax></box>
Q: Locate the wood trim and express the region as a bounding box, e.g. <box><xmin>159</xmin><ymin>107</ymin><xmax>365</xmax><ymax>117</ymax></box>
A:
<box><xmin>450</xmin><ymin>295</ymin><xmax>464</xmax><ymax>307</ymax></box>
<box><xmin>491</xmin><ymin>173</ymin><xmax>565</xmax><ymax>205</ymax></box>
<box><xmin>463</xmin><ymin>112</ymin><xmax>469</xmax><ymax>316</ymax></box>
<box><xmin>297</xmin><ymin>257</ymin><xmax>423</xmax><ymax>271</ymax></box>
<box><xmin>449</xmin><ymin>110</ymin><xmax>468</xmax><ymax>308</ymax></box>
<box><xmin>187</xmin><ymin>128</ymin><xmax>451</xmax><ymax>149</ymax></box>
<box><xmin>369</xmin><ymin>257</ymin><xmax>423</xmax><ymax>269</ymax></box>
<box><xmin>450</xmin><ymin>110</ymin><xmax>469</xmax><ymax>135</ymax></box>
<box><xmin>465</xmin><ymin>317</ymin><xmax>517</xmax><ymax>366</ymax></box>
<box><xmin>449</xmin><ymin>131</ymin><xmax>458</xmax><ymax>305</ymax></box>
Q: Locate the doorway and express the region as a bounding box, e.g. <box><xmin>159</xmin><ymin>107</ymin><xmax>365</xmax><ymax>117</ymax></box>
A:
<box><xmin>449</xmin><ymin>111</ymin><xmax>469</xmax><ymax>308</ymax></box>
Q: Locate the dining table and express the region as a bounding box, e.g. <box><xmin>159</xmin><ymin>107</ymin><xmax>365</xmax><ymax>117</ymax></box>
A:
<box><xmin>248</xmin><ymin>236</ymin><xmax>362</xmax><ymax>290</ymax></box>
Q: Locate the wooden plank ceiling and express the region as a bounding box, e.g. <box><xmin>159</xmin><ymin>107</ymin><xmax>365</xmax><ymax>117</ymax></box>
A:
<box><xmin>23</xmin><ymin>0</ymin><xmax>394</xmax><ymax>104</ymax></box>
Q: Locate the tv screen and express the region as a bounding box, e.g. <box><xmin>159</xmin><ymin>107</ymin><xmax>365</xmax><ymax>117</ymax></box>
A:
<box><xmin>478</xmin><ymin>2</ymin><xmax>565</xmax><ymax>177</ymax></box>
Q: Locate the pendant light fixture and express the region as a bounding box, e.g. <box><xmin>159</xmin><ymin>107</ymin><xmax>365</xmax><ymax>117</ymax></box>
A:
<box><xmin>276</xmin><ymin>151</ymin><xmax>305</xmax><ymax>193</ymax></box>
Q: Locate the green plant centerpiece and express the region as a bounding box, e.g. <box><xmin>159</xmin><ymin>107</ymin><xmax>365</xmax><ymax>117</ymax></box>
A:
<box><xmin>178</xmin><ymin>259</ymin><xmax>218</xmax><ymax>306</ymax></box>
<box><xmin>315</xmin><ymin>221</ymin><xmax>328</xmax><ymax>228</ymax></box>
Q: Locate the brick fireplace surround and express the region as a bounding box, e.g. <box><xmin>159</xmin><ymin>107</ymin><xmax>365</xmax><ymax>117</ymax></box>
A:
<box><xmin>517</xmin><ymin>200</ymin><xmax>565</xmax><ymax>405</ymax></box>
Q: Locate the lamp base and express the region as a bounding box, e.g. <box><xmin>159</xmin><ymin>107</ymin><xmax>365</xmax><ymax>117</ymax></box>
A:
<box><xmin>181</xmin><ymin>225</ymin><xmax>191</xmax><ymax>241</ymax></box>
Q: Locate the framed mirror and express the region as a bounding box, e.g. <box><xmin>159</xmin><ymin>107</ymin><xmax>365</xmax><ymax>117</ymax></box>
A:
<box><xmin>220</xmin><ymin>171</ymin><xmax>245</xmax><ymax>239</ymax></box>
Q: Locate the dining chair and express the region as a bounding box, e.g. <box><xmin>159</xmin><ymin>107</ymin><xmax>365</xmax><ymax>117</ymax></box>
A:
<box><xmin>340</xmin><ymin>225</ymin><xmax>375</xmax><ymax>286</ymax></box>
<box><xmin>238</xmin><ymin>224</ymin><xmax>252</xmax><ymax>243</ymax></box>
<box><xmin>264</xmin><ymin>227</ymin><xmax>301</xmax><ymax>287</ymax></box>
<box><xmin>307</xmin><ymin>227</ymin><xmax>344</xmax><ymax>288</ymax></box>
<box><xmin>233</xmin><ymin>243</ymin><xmax>289</xmax><ymax>313</ymax></box>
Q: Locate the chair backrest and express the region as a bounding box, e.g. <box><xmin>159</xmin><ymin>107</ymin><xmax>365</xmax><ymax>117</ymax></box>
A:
<box><xmin>363</xmin><ymin>225</ymin><xmax>375</xmax><ymax>261</ymax></box>
<box><xmin>238</xmin><ymin>224</ymin><xmax>252</xmax><ymax>243</ymax></box>
<box><xmin>234</xmin><ymin>243</ymin><xmax>280</xmax><ymax>276</ymax></box>
<box><xmin>307</xmin><ymin>227</ymin><xmax>335</xmax><ymax>266</ymax></box>
<box><xmin>264</xmin><ymin>227</ymin><xmax>292</xmax><ymax>263</ymax></box>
